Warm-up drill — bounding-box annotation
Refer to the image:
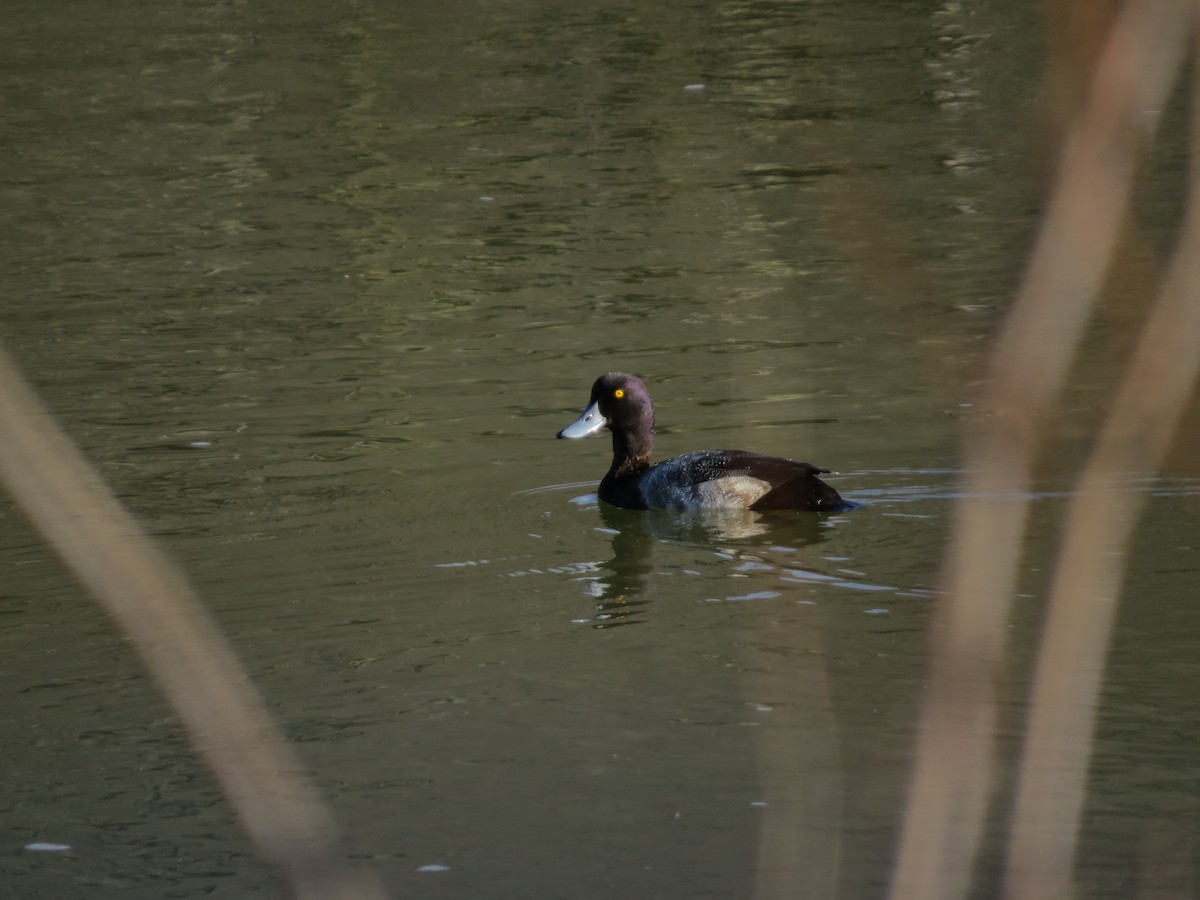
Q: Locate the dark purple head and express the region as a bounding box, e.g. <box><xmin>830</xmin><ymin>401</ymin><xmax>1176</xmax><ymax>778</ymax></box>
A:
<box><xmin>557</xmin><ymin>372</ymin><xmax>655</xmax><ymax>444</ymax></box>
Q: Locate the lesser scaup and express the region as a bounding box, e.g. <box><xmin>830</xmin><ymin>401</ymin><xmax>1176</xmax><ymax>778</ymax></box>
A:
<box><xmin>557</xmin><ymin>372</ymin><xmax>848</xmax><ymax>512</ymax></box>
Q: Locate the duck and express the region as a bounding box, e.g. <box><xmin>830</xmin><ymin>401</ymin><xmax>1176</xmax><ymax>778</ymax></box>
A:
<box><xmin>556</xmin><ymin>372</ymin><xmax>849</xmax><ymax>512</ymax></box>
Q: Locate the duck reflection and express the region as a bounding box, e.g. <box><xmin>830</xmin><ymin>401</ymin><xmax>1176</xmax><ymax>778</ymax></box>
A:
<box><xmin>581</xmin><ymin>503</ymin><xmax>835</xmax><ymax>628</ymax></box>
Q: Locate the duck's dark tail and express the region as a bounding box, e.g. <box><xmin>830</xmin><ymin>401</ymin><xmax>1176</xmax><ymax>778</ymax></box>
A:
<box><xmin>807</xmin><ymin>472</ymin><xmax>853</xmax><ymax>512</ymax></box>
<box><xmin>752</xmin><ymin>466</ymin><xmax>852</xmax><ymax>512</ymax></box>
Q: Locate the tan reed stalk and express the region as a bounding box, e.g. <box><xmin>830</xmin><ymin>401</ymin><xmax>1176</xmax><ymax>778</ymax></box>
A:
<box><xmin>0</xmin><ymin>344</ymin><xmax>386</xmax><ymax>900</ymax></box>
<box><xmin>887</xmin><ymin>2</ymin><xmax>1190</xmax><ymax>898</ymax></box>
<box><xmin>1003</xmin><ymin>15</ymin><xmax>1200</xmax><ymax>897</ymax></box>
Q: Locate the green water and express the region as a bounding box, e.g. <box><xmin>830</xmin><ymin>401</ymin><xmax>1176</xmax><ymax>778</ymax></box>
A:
<box><xmin>2</xmin><ymin>0</ymin><xmax>1197</xmax><ymax>897</ymax></box>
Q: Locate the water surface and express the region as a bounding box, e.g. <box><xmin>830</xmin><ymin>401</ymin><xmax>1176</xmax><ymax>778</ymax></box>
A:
<box><xmin>2</xmin><ymin>1</ymin><xmax>1198</xmax><ymax>897</ymax></box>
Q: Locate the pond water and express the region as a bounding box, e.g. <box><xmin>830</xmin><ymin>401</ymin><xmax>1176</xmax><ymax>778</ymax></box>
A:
<box><xmin>2</xmin><ymin>0</ymin><xmax>1199</xmax><ymax>897</ymax></box>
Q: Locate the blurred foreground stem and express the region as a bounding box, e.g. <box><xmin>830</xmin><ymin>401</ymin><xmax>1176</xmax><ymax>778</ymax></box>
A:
<box><xmin>0</xmin><ymin>344</ymin><xmax>386</xmax><ymax>900</ymax></box>
<box><xmin>888</xmin><ymin>2</ymin><xmax>1191</xmax><ymax>898</ymax></box>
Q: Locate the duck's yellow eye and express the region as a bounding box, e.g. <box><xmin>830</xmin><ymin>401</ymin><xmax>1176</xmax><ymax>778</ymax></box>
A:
<box><xmin>614</xmin><ymin>388</ymin><xmax>625</xmax><ymax>399</ymax></box>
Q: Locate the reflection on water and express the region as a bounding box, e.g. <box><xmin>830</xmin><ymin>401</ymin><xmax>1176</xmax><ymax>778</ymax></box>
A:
<box><xmin>603</xmin><ymin>501</ymin><xmax>834</xmax><ymax>544</ymax></box>
<box><xmin>580</xmin><ymin>501</ymin><xmax>836</xmax><ymax>628</ymax></box>
<box><xmin>536</xmin><ymin>485</ymin><xmax>935</xmax><ymax>629</ymax></box>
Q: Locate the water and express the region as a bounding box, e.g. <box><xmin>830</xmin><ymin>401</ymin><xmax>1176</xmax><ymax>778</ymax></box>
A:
<box><xmin>3</xmin><ymin>0</ymin><xmax>1199</xmax><ymax>897</ymax></box>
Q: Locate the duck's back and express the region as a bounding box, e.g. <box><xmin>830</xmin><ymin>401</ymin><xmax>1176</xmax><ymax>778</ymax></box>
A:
<box><xmin>602</xmin><ymin>449</ymin><xmax>846</xmax><ymax>512</ymax></box>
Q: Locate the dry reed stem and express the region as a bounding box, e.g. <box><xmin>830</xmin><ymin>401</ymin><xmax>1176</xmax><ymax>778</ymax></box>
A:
<box><xmin>1003</xmin><ymin>13</ymin><xmax>1200</xmax><ymax>896</ymax></box>
<box><xmin>0</xmin><ymin>345</ymin><xmax>386</xmax><ymax>900</ymax></box>
<box><xmin>887</xmin><ymin>2</ymin><xmax>1189</xmax><ymax>898</ymax></box>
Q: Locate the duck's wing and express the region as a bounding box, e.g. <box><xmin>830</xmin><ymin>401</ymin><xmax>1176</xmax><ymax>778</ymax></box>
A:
<box><xmin>722</xmin><ymin>452</ymin><xmax>845</xmax><ymax>511</ymax></box>
<box><xmin>638</xmin><ymin>450</ymin><xmax>845</xmax><ymax>511</ymax></box>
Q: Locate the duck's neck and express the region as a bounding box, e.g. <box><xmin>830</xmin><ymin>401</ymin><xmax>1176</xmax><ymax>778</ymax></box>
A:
<box><xmin>607</xmin><ymin>425</ymin><xmax>653</xmax><ymax>480</ymax></box>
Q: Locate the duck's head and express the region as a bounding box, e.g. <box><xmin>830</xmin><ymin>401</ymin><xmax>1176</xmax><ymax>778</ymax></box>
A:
<box><xmin>557</xmin><ymin>372</ymin><xmax>655</xmax><ymax>442</ymax></box>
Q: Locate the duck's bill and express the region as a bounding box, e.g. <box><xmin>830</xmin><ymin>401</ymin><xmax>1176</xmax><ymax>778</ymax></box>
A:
<box><xmin>557</xmin><ymin>401</ymin><xmax>607</xmax><ymax>439</ymax></box>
